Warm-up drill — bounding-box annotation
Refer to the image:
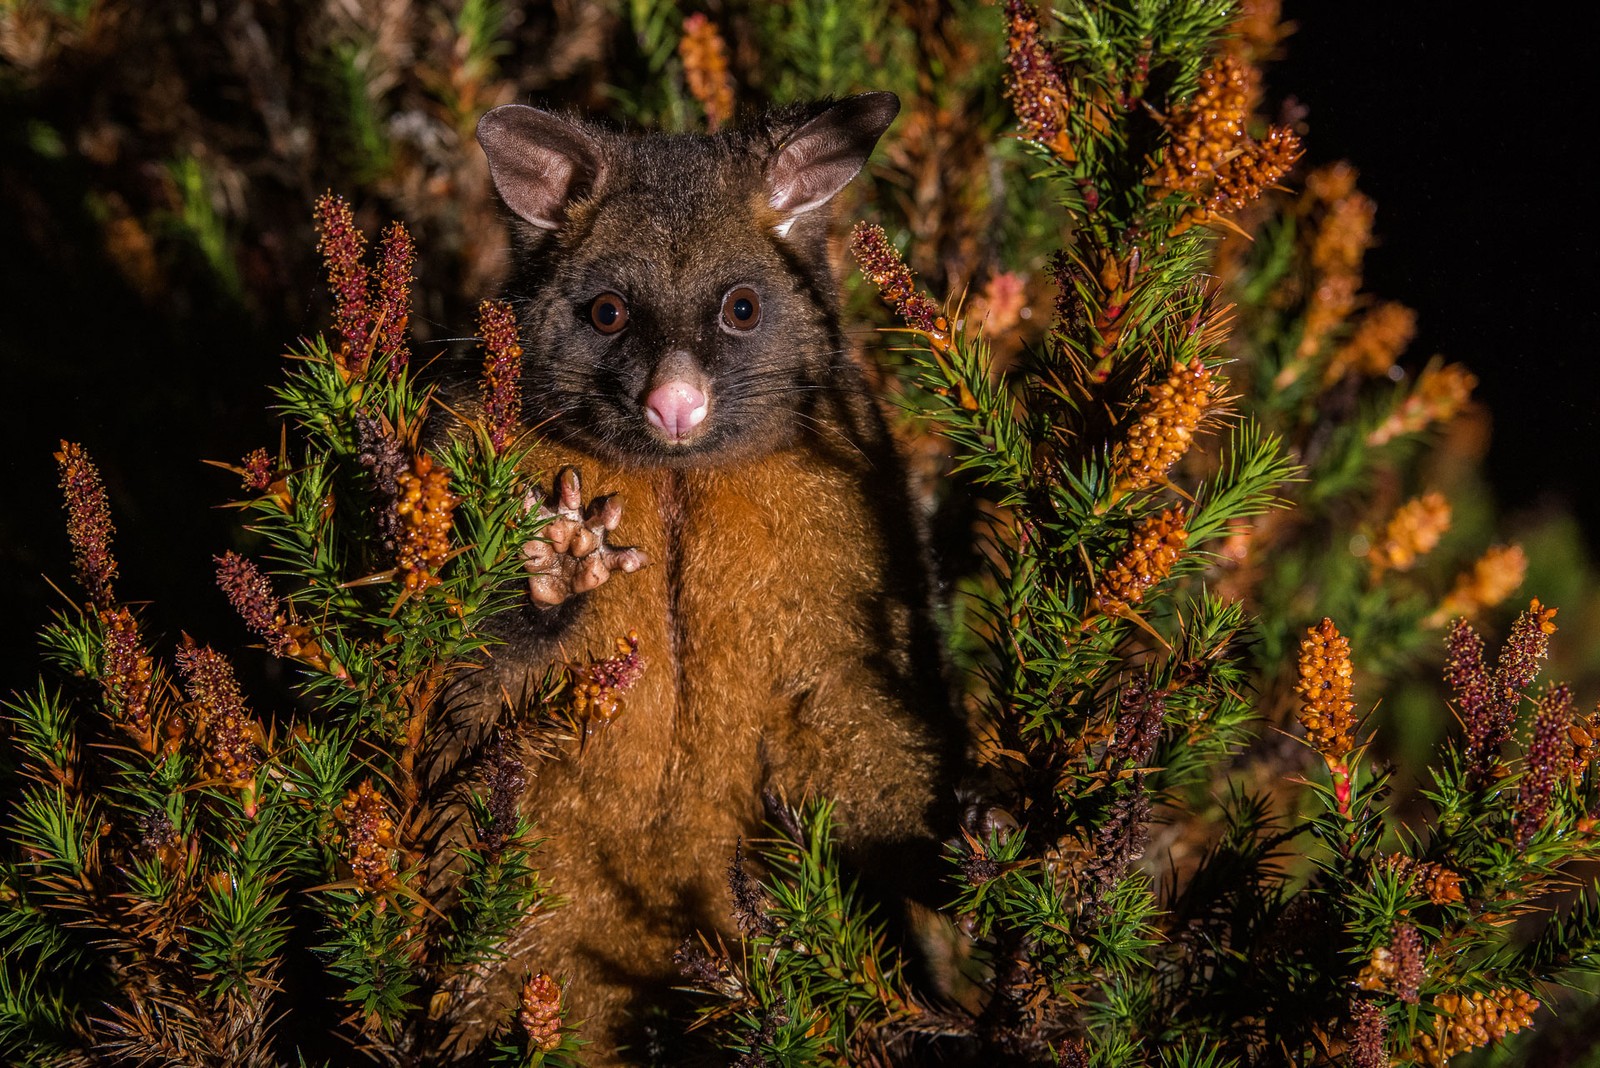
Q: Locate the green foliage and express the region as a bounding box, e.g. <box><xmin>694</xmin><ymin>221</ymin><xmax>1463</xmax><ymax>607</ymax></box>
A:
<box><xmin>163</xmin><ymin>154</ymin><xmax>243</xmax><ymax>298</ymax></box>
<box><xmin>685</xmin><ymin>803</ymin><xmax>921</xmax><ymax>1066</ymax></box>
<box><xmin>0</xmin><ymin>211</ymin><xmax>565</xmax><ymax>1063</ymax></box>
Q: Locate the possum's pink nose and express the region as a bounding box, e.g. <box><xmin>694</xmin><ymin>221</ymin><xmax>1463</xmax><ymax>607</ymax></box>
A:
<box><xmin>645</xmin><ymin>380</ymin><xmax>709</xmax><ymax>442</ymax></box>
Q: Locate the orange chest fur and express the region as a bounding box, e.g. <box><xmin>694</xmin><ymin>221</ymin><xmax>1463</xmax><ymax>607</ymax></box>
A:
<box><xmin>519</xmin><ymin>443</ymin><xmax>893</xmax><ymax>810</ymax></box>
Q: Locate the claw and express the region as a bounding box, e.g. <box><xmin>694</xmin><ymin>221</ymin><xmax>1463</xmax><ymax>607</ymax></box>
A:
<box><xmin>557</xmin><ymin>467</ymin><xmax>582</xmax><ymax>512</ymax></box>
<box><xmin>613</xmin><ymin>548</ymin><xmax>649</xmax><ymax>574</ymax></box>
<box><xmin>590</xmin><ymin>494</ymin><xmax>624</xmax><ymax>531</ymax></box>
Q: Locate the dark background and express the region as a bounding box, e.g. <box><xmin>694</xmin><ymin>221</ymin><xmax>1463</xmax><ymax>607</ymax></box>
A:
<box><xmin>2</xmin><ymin>3</ymin><xmax>1596</xmax><ymax>692</ymax></box>
<box><xmin>1272</xmin><ymin>2</ymin><xmax>1599</xmax><ymax>544</ymax></box>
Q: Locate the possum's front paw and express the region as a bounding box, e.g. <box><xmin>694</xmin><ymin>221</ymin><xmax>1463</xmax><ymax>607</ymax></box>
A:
<box><xmin>523</xmin><ymin>467</ymin><xmax>650</xmax><ymax>606</ymax></box>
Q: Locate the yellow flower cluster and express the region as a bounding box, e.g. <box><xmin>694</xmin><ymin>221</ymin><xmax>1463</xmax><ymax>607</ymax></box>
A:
<box><xmin>1294</xmin><ymin>617</ymin><xmax>1355</xmax><ymax>761</ymax></box>
<box><xmin>1369</xmin><ymin>492</ymin><xmax>1451</xmax><ymax>577</ymax></box>
<box><xmin>1091</xmin><ymin>509</ymin><xmax>1188</xmax><ymax>617</ymax></box>
<box><xmin>1416</xmin><ymin>988</ymin><xmax>1538</xmax><ymax>1065</ymax></box>
<box><xmin>1110</xmin><ymin>360</ymin><xmax>1216</xmax><ymax>497</ymax></box>
<box><xmin>395</xmin><ymin>452</ymin><xmax>460</xmax><ymax>593</ymax></box>
<box><xmin>1427</xmin><ymin>543</ymin><xmax>1526</xmax><ymax>626</ymax></box>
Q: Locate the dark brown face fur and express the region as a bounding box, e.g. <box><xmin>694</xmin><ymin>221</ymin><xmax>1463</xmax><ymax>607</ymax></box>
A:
<box><xmin>516</xmin><ymin>136</ymin><xmax>838</xmax><ymax>464</ymax></box>
<box><xmin>478</xmin><ymin>95</ymin><xmax>898</xmax><ymax>466</ymax></box>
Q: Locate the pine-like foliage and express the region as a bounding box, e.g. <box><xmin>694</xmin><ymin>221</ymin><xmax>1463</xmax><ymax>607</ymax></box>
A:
<box><xmin>1</xmin><ymin>202</ymin><xmax>595</xmax><ymax>1066</ymax></box>
<box><xmin>4</xmin><ymin>3</ymin><xmax>1600</xmax><ymax>1067</ymax></box>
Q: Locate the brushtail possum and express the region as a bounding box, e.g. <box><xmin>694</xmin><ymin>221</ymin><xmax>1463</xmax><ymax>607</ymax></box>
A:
<box><xmin>446</xmin><ymin>93</ymin><xmax>959</xmax><ymax>1059</ymax></box>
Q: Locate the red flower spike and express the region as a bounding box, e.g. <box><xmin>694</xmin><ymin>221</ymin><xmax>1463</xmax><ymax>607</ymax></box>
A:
<box><xmin>215</xmin><ymin>551</ymin><xmax>293</xmax><ymax>657</ymax></box>
<box><xmin>1515</xmin><ymin>684</ymin><xmax>1573</xmax><ymax>846</ymax></box>
<box><xmin>481</xmin><ymin>735</ymin><xmax>527</xmax><ymax>856</ymax></box>
<box><xmin>478</xmin><ymin>299</ymin><xmax>524</xmax><ymax>452</ymax></box>
<box><xmin>849</xmin><ymin>223</ymin><xmax>949</xmax><ymax>347</ymax></box>
<box><xmin>313</xmin><ymin>192</ymin><xmax>372</xmax><ymax>363</ymax></box>
<box><xmin>1392</xmin><ymin>924</ymin><xmax>1424</xmax><ymax>1005</ymax></box>
<box><xmin>1347</xmin><ymin>997</ymin><xmax>1388</xmax><ymax>1068</ymax></box>
<box><xmin>100</xmin><ymin>606</ymin><xmax>155</xmax><ymax>741</ymax></box>
<box><xmin>1003</xmin><ymin>0</ymin><xmax>1075</xmax><ymax>161</ymax></box>
<box><xmin>55</xmin><ymin>441</ymin><xmax>118</xmax><ymax>608</ymax></box>
<box><xmin>334</xmin><ymin>780</ymin><xmax>400</xmax><ymax>895</ymax></box>
<box><xmin>240</xmin><ymin>447</ymin><xmax>275</xmax><ymax>493</ymax></box>
<box><xmin>1497</xmin><ymin>598</ymin><xmax>1558</xmax><ymax>694</ymax></box>
<box><xmin>375</xmin><ymin>221</ymin><xmax>415</xmax><ymax>379</ymax></box>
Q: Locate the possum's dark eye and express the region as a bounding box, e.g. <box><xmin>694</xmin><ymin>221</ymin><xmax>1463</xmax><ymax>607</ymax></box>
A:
<box><xmin>720</xmin><ymin>287</ymin><xmax>761</xmax><ymax>332</ymax></box>
<box><xmin>589</xmin><ymin>292</ymin><xmax>629</xmax><ymax>334</ymax></box>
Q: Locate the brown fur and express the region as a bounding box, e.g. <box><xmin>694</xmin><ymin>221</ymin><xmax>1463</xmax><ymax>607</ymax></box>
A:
<box><xmin>438</xmin><ymin>96</ymin><xmax>959</xmax><ymax>1062</ymax></box>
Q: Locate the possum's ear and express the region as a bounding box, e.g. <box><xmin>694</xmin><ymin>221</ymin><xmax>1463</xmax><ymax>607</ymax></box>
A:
<box><xmin>767</xmin><ymin>92</ymin><xmax>899</xmax><ymax>235</ymax></box>
<box><xmin>477</xmin><ymin>105</ymin><xmax>605</xmax><ymax>230</ymax></box>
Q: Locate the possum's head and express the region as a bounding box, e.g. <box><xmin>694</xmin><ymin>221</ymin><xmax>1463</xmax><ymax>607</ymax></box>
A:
<box><xmin>477</xmin><ymin>93</ymin><xmax>898</xmax><ymax>465</ymax></box>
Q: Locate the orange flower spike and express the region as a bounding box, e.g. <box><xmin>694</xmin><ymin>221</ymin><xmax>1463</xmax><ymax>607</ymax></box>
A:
<box><xmin>55</xmin><ymin>441</ymin><xmax>118</xmax><ymax>609</ymax></box>
<box><xmin>1109</xmin><ymin>359</ymin><xmax>1217</xmax><ymax>499</ymax></box>
<box><xmin>1294</xmin><ymin>618</ymin><xmax>1357</xmax><ymax>814</ymax></box>
<box><xmin>1151</xmin><ymin>55</ymin><xmax>1301</xmax><ymax>234</ymax></box>
<box><xmin>519</xmin><ymin>972</ymin><xmax>565</xmax><ymax>1052</ymax></box>
<box><xmin>478</xmin><ymin>299</ymin><xmax>524</xmax><ymax>453</ymax></box>
<box><xmin>1427</xmin><ymin>544</ymin><xmax>1527</xmax><ymax>626</ymax></box>
<box><xmin>1091</xmin><ymin>509</ymin><xmax>1189</xmax><ymax>618</ymax></box>
<box><xmin>1308</xmin><ymin>174</ymin><xmax>1376</xmax><ymax>278</ymax></box>
<box><xmin>1369</xmin><ymin>361</ymin><xmax>1477</xmax><ymax>446</ymax></box>
<box><xmin>1326</xmin><ymin>301</ymin><xmax>1417</xmax><ymax>383</ymax></box>
<box><xmin>175</xmin><ymin>640</ymin><xmax>266</xmax><ymax>813</ymax></box>
<box><xmin>334</xmin><ymin>780</ymin><xmax>400</xmax><ymax>895</ymax></box>
<box><xmin>1368</xmin><ymin>492</ymin><xmax>1451</xmax><ymax>578</ymax></box>
<box><xmin>1003</xmin><ymin>0</ymin><xmax>1075</xmax><ymax>161</ymax></box>
<box><xmin>1205</xmin><ymin>124</ymin><xmax>1302</xmax><ymax>213</ymax></box>
<box><xmin>679</xmin><ymin>14</ymin><xmax>736</xmax><ymax>133</ymax></box>
<box><xmin>394</xmin><ymin>452</ymin><xmax>460</xmax><ymax>594</ymax></box>
<box><xmin>1417</xmin><ymin>988</ymin><xmax>1538</xmax><ymax>1065</ymax></box>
